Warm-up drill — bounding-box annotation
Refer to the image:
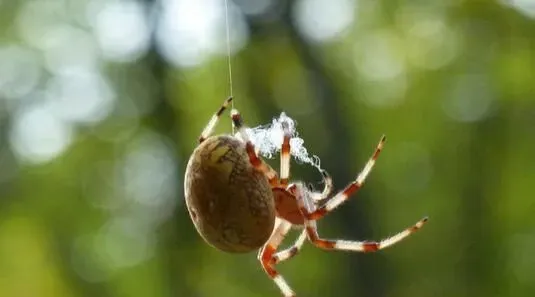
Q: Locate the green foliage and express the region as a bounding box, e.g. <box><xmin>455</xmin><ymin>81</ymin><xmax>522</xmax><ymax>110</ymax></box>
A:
<box><xmin>1</xmin><ymin>1</ymin><xmax>535</xmax><ymax>297</ymax></box>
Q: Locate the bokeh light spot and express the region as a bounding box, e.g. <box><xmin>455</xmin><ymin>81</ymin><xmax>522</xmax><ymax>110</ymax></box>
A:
<box><xmin>397</xmin><ymin>7</ymin><xmax>461</xmax><ymax>70</ymax></box>
<box><xmin>443</xmin><ymin>74</ymin><xmax>496</xmax><ymax>123</ymax></box>
<box><xmin>98</xmin><ymin>218</ymin><xmax>155</xmax><ymax>269</ymax></box>
<box><xmin>45</xmin><ymin>71</ymin><xmax>116</xmax><ymax>125</ymax></box>
<box><xmin>118</xmin><ymin>131</ymin><xmax>178</xmax><ymax>208</ymax></box>
<box><xmin>91</xmin><ymin>0</ymin><xmax>150</xmax><ymax>62</ymax></box>
<box><xmin>41</xmin><ymin>25</ymin><xmax>99</xmax><ymax>75</ymax></box>
<box><xmin>9</xmin><ymin>102</ymin><xmax>73</xmax><ymax>164</ymax></box>
<box><xmin>156</xmin><ymin>0</ymin><xmax>249</xmax><ymax>68</ymax></box>
<box><xmin>355</xmin><ymin>31</ymin><xmax>406</xmax><ymax>81</ymax></box>
<box><xmin>17</xmin><ymin>0</ymin><xmax>68</xmax><ymax>49</ymax></box>
<box><xmin>502</xmin><ymin>0</ymin><xmax>535</xmax><ymax>19</ymax></box>
<box><xmin>0</xmin><ymin>45</ymin><xmax>42</xmax><ymax>100</ymax></box>
<box><xmin>294</xmin><ymin>0</ymin><xmax>356</xmax><ymax>43</ymax></box>
<box><xmin>354</xmin><ymin>31</ymin><xmax>408</xmax><ymax>108</ymax></box>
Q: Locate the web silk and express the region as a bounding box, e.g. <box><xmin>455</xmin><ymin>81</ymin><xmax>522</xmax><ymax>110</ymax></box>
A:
<box><xmin>247</xmin><ymin>112</ymin><xmax>322</xmax><ymax>171</ymax></box>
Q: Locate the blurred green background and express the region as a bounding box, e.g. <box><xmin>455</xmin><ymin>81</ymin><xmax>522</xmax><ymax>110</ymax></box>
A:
<box><xmin>1</xmin><ymin>0</ymin><xmax>535</xmax><ymax>297</ymax></box>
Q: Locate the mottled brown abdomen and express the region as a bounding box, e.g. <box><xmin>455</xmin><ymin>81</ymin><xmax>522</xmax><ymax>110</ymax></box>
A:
<box><xmin>184</xmin><ymin>135</ymin><xmax>276</xmax><ymax>253</ymax></box>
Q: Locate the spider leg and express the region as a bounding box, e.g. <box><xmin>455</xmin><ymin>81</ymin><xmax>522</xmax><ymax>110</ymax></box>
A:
<box><xmin>305</xmin><ymin>135</ymin><xmax>386</xmax><ymax>220</ymax></box>
<box><xmin>271</xmin><ymin>229</ymin><xmax>307</xmax><ymax>264</ymax></box>
<box><xmin>264</xmin><ymin>163</ymin><xmax>281</xmax><ymax>186</ymax></box>
<box><xmin>319</xmin><ymin>169</ymin><xmax>333</xmax><ymax>199</ymax></box>
<box><xmin>280</xmin><ymin>122</ymin><xmax>291</xmax><ymax>186</ymax></box>
<box><xmin>198</xmin><ymin>97</ymin><xmax>233</xmax><ymax>143</ymax></box>
<box><xmin>296</xmin><ymin>189</ymin><xmax>428</xmax><ymax>252</ymax></box>
<box><xmin>258</xmin><ymin>219</ymin><xmax>296</xmax><ymax>297</ymax></box>
<box><xmin>310</xmin><ymin>169</ymin><xmax>333</xmax><ymax>202</ymax></box>
<box><xmin>231</xmin><ymin>109</ymin><xmax>279</xmax><ymax>185</ymax></box>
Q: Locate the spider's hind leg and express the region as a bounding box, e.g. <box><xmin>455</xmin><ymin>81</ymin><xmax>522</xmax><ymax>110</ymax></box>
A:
<box><xmin>305</xmin><ymin>215</ymin><xmax>427</xmax><ymax>252</ymax></box>
<box><xmin>295</xmin><ymin>187</ymin><xmax>428</xmax><ymax>252</ymax></box>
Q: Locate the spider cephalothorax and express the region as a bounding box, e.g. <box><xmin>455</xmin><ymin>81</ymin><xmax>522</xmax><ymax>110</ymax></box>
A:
<box><xmin>184</xmin><ymin>97</ymin><xmax>428</xmax><ymax>297</ymax></box>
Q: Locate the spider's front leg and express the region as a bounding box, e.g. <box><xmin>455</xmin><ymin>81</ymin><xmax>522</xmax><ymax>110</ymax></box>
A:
<box><xmin>278</xmin><ymin>118</ymin><xmax>333</xmax><ymax>203</ymax></box>
<box><xmin>198</xmin><ymin>97</ymin><xmax>233</xmax><ymax>143</ymax></box>
<box><xmin>296</xmin><ymin>185</ymin><xmax>428</xmax><ymax>252</ymax></box>
<box><xmin>230</xmin><ymin>108</ymin><xmax>279</xmax><ymax>185</ymax></box>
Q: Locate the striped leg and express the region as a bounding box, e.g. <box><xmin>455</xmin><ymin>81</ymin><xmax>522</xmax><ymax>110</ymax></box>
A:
<box><xmin>319</xmin><ymin>169</ymin><xmax>333</xmax><ymax>199</ymax></box>
<box><xmin>305</xmin><ymin>135</ymin><xmax>386</xmax><ymax>220</ymax></box>
<box><xmin>271</xmin><ymin>229</ymin><xmax>307</xmax><ymax>264</ymax></box>
<box><xmin>258</xmin><ymin>219</ymin><xmax>296</xmax><ymax>297</ymax></box>
<box><xmin>296</xmin><ymin>190</ymin><xmax>428</xmax><ymax>252</ymax></box>
<box><xmin>198</xmin><ymin>97</ymin><xmax>233</xmax><ymax>143</ymax></box>
<box><xmin>231</xmin><ymin>109</ymin><xmax>279</xmax><ymax>185</ymax></box>
<box><xmin>310</xmin><ymin>169</ymin><xmax>333</xmax><ymax>202</ymax></box>
<box><xmin>280</xmin><ymin>122</ymin><xmax>291</xmax><ymax>186</ymax></box>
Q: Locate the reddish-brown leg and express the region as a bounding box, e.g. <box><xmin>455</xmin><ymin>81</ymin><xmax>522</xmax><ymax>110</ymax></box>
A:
<box><xmin>310</xmin><ymin>169</ymin><xmax>333</xmax><ymax>202</ymax></box>
<box><xmin>231</xmin><ymin>109</ymin><xmax>279</xmax><ymax>185</ymax></box>
<box><xmin>279</xmin><ymin>122</ymin><xmax>291</xmax><ymax>186</ymax></box>
<box><xmin>305</xmin><ymin>135</ymin><xmax>386</xmax><ymax>220</ymax></box>
<box><xmin>295</xmin><ymin>185</ymin><xmax>428</xmax><ymax>252</ymax></box>
<box><xmin>271</xmin><ymin>229</ymin><xmax>307</xmax><ymax>264</ymax></box>
<box><xmin>268</xmin><ymin>120</ymin><xmax>308</xmax><ymax>264</ymax></box>
<box><xmin>258</xmin><ymin>219</ymin><xmax>296</xmax><ymax>297</ymax></box>
<box><xmin>198</xmin><ymin>97</ymin><xmax>233</xmax><ymax>143</ymax></box>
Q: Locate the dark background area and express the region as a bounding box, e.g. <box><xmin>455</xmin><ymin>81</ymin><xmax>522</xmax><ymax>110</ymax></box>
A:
<box><xmin>1</xmin><ymin>0</ymin><xmax>534</xmax><ymax>296</ymax></box>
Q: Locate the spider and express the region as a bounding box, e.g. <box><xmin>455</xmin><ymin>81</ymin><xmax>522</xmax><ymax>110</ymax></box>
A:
<box><xmin>184</xmin><ymin>97</ymin><xmax>428</xmax><ymax>297</ymax></box>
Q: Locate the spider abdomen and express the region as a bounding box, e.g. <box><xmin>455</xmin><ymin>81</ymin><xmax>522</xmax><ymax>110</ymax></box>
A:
<box><xmin>184</xmin><ymin>135</ymin><xmax>276</xmax><ymax>253</ymax></box>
